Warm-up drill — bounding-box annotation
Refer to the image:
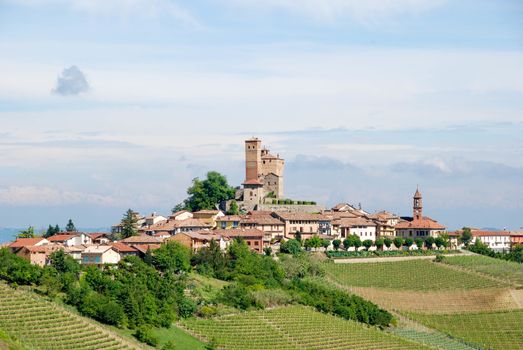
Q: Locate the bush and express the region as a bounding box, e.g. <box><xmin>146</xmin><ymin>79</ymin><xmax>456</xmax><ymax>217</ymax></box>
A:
<box><xmin>134</xmin><ymin>326</ymin><xmax>158</xmax><ymax>346</ymax></box>
<box><xmin>332</xmin><ymin>239</ymin><xmax>341</xmax><ymax>251</ymax></box>
<box><xmin>162</xmin><ymin>340</ymin><xmax>177</xmax><ymax>350</ymax></box>
<box><xmin>253</xmin><ymin>289</ymin><xmax>293</xmax><ymax>308</ymax></box>
<box><xmin>280</xmin><ymin>239</ymin><xmax>302</xmax><ymax>255</ymax></box>
<box><xmin>0</xmin><ymin>248</ymin><xmax>41</xmax><ymax>285</ymax></box>
<box><xmin>219</xmin><ymin>283</ymin><xmax>260</xmax><ymax>310</ymax></box>
<box><xmin>393</xmin><ymin>237</ymin><xmax>404</xmax><ymax>249</ymax></box>
<box><xmin>178</xmin><ymin>298</ymin><xmax>197</xmax><ymax>318</ymax></box>
<box><xmin>198</xmin><ymin>305</ymin><xmax>218</xmax><ymax>318</ymax></box>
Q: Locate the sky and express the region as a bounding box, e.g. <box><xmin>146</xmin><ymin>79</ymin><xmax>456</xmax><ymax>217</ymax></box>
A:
<box><xmin>0</xmin><ymin>0</ymin><xmax>522</xmax><ymax>231</ymax></box>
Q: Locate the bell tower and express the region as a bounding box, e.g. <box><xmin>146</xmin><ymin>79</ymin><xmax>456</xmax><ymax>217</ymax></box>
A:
<box><xmin>413</xmin><ymin>187</ymin><xmax>423</xmax><ymax>221</ymax></box>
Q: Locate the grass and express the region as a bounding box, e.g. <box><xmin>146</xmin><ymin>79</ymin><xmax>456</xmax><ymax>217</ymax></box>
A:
<box><xmin>0</xmin><ymin>282</ymin><xmax>144</xmax><ymax>350</ymax></box>
<box><xmin>187</xmin><ymin>273</ymin><xmax>229</xmax><ymax>300</ymax></box>
<box><xmin>324</xmin><ymin>259</ymin><xmax>503</xmax><ymax>291</ymax></box>
<box><xmin>443</xmin><ymin>255</ymin><xmax>523</xmax><ymax>285</ymax></box>
<box><xmin>181</xmin><ymin>305</ymin><xmax>432</xmax><ymax>350</ymax></box>
<box><xmin>0</xmin><ymin>330</ymin><xmax>26</xmax><ymax>350</ymax></box>
<box><xmin>407</xmin><ymin>310</ymin><xmax>523</xmax><ymax>350</ymax></box>
<box><xmin>152</xmin><ymin>326</ymin><xmax>206</xmax><ymax>350</ymax></box>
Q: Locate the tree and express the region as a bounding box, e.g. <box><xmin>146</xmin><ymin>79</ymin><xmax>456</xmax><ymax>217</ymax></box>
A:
<box><xmin>353</xmin><ymin>235</ymin><xmax>362</xmax><ymax>250</ymax></box>
<box><xmin>17</xmin><ymin>226</ymin><xmax>35</xmax><ymax>239</ymax></box>
<box><xmin>440</xmin><ymin>233</ymin><xmax>451</xmax><ymax>249</ymax></box>
<box><xmin>404</xmin><ymin>238</ymin><xmax>414</xmax><ymax>249</ymax></box>
<box><xmin>460</xmin><ymin>227</ymin><xmax>473</xmax><ymax>247</ymax></box>
<box><xmin>65</xmin><ymin>219</ymin><xmax>77</xmax><ymax>232</ymax></box>
<box><xmin>280</xmin><ymin>239</ymin><xmax>301</xmax><ymax>255</ymax></box>
<box><xmin>425</xmin><ymin>236</ymin><xmax>435</xmax><ymax>249</ymax></box>
<box><xmin>44</xmin><ymin>225</ymin><xmax>60</xmax><ymax>238</ymax></box>
<box><xmin>151</xmin><ymin>241</ymin><xmax>191</xmax><ymax>274</ymax></box>
<box><xmin>375</xmin><ymin>238</ymin><xmax>384</xmax><ymax>251</ymax></box>
<box><xmin>321</xmin><ymin>239</ymin><xmax>330</xmax><ymax>251</ymax></box>
<box><xmin>307</xmin><ymin>235</ymin><xmax>322</xmax><ymax>250</ymax></box>
<box><xmin>414</xmin><ymin>238</ymin><xmax>424</xmax><ymax>250</ymax></box>
<box><xmin>384</xmin><ymin>238</ymin><xmax>393</xmax><ymax>250</ymax></box>
<box><xmin>48</xmin><ymin>250</ymin><xmax>80</xmax><ymax>275</ymax></box>
<box><xmin>393</xmin><ymin>237</ymin><xmax>404</xmax><ymax>249</ymax></box>
<box><xmin>434</xmin><ymin>236</ymin><xmax>444</xmax><ymax>249</ymax></box>
<box><xmin>332</xmin><ymin>239</ymin><xmax>341</xmax><ymax>251</ymax></box>
<box><xmin>362</xmin><ymin>239</ymin><xmax>373</xmax><ymax>251</ymax></box>
<box><xmin>294</xmin><ymin>231</ymin><xmax>302</xmax><ymax>242</ymax></box>
<box><xmin>342</xmin><ymin>237</ymin><xmax>353</xmax><ymax>251</ymax></box>
<box><xmin>177</xmin><ymin>171</ymin><xmax>235</xmax><ymax>212</ymax></box>
<box><xmin>264</xmin><ymin>247</ymin><xmax>272</xmax><ymax>256</ymax></box>
<box><xmin>227</xmin><ymin>200</ymin><xmax>239</xmax><ymax>215</ymax></box>
<box><xmin>121</xmin><ymin>209</ymin><xmax>138</xmax><ymax>239</ymax></box>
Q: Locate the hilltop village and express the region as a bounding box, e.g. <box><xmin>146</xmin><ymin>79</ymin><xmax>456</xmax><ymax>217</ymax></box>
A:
<box><xmin>4</xmin><ymin>138</ymin><xmax>521</xmax><ymax>266</ymax></box>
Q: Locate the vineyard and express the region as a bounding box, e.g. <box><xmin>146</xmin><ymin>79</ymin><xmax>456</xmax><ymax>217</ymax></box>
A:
<box><xmin>181</xmin><ymin>305</ymin><xmax>431</xmax><ymax>350</ymax></box>
<box><xmin>324</xmin><ymin>260</ymin><xmax>504</xmax><ymax>291</ymax></box>
<box><xmin>443</xmin><ymin>255</ymin><xmax>523</xmax><ymax>285</ymax></box>
<box><xmin>408</xmin><ymin>310</ymin><xmax>523</xmax><ymax>350</ymax></box>
<box><xmin>0</xmin><ymin>282</ymin><xmax>145</xmax><ymax>350</ymax></box>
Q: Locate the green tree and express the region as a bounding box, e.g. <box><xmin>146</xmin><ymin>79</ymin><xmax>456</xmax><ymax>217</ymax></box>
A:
<box><xmin>162</xmin><ymin>340</ymin><xmax>177</xmax><ymax>350</ymax></box>
<box><xmin>151</xmin><ymin>241</ymin><xmax>191</xmax><ymax>273</ymax></box>
<box><xmin>332</xmin><ymin>239</ymin><xmax>341</xmax><ymax>251</ymax></box>
<box><xmin>44</xmin><ymin>224</ymin><xmax>60</xmax><ymax>238</ymax></box>
<box><xmin>414</xmin><ymin>238</ymin><xmax>424</xmax><ymax>250</ymax></box>
<box><xmin>307</xmin><ymin>235</ymin><xmax>322</xmax><ymax>250</ymax></box>
<box><xmin>434</xmin><ymin>236</ymin><xmax>445</xmax><ymax>249</ymax></box>
<box><xmin>440</xmin><ymin>233</ymin><xmax>451</xmax><ymax>249</ymax></box>
<box><xmin>121</xmin><ymin>209</ymin><xmax>138</xmax><ymax>239</ymax></box>
<box><xmin>48</xmin><ymin>250</ymin><xmax>80</xmax><ymax>275</ymax></box>
<box><xmin>362</xmin><ymin>239</ymin><xmax>373</xmax><ymax>251</ymax></box>
<box><xmin>352</xmin><ymin>235</ymin><xmax>362</xmax><ymax>250</ymax></box>
<box><xmin>17</xmin><ymin>226</ymin><xmax>35</xmax><ymax>238</ymax></box>
<box><xmin>425</xmin><ymin>236</ymin><xmax>435</xmax><ymax>249</ymax></box>
<box><xmin>227</xmin><ymin>200</ymin><xmax>239</xmax><ymax>215</ymax></box>
<box><xmin>342</xmin><ymin>237</ymin><xmax>353</xmax><ymax>250</ymax></box>
<box><xmin>65</xmin><ymin>219</ymin><xmax>77</xmax><ymax>232</ymax></box>
<box><xmin>375</xmin><ymin>238</ymin><xmax>384</xmax><ymax>251</ymax></box>
<box><xmin>460</xmin><ymin>227</ymin><xmax>473</xmax><ymax>247</ymax></box>
<box><xmin>177</xmin><ymin>171</ymin><xmax>235</xmax><ymax>212</ymax></box>
<box><xmin>264</xmin><ymin>247</ymin><xmax>272</xmax><ymax>256</ymax></box>
<box><xmin>384</xmin><ymin>237</ymin><xmax>393</xmax><ymax>250</ymax></box>
<box><xmin>321</xmin><ymin>239</ymin><xmax>330</xmax><ymax>250</ymax></box>
<box><xmin>405</xmin><ymin>238</ymin><xmax>414</xmax><ymax>249</ymax></box>
<box><xmin>393</xmin><ymin>237</ymin><xmax>404</xmax><ymax>249</ymax></box>
<box><xmin>280</xmin><ymin>239</ymin><xmax>301</xmax><ymax>255</ymax></box>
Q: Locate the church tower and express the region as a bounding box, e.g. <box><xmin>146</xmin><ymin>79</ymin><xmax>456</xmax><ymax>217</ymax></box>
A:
<box><xmin>413</xmin><ymin>187</ymin><xmax>423</xmax><ymax>221</ymax></box>
<box><xmin>245</xmin><ymin>138</ymin><xmax>261</xmax><ymax>183</ymax></box>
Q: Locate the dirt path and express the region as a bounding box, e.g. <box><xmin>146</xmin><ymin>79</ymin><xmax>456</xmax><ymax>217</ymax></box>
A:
<box><xmin>333</xmin><ymin>251</ymin><xmax>474</xmax><ymax>264</ymax></box>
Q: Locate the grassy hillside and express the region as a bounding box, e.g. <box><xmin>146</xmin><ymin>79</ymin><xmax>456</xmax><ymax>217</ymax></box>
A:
<box><xmin>0</xmin><ymin>282</ymin><xmax>145</xmax><ymax>350</ymax></box>
<box><xmin>181</xmin><ymin>305</ymin><xmax>431</xmax><ymax>350</ymax></box>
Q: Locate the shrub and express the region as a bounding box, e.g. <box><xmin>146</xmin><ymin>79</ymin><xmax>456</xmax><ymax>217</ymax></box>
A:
<box><xmin>375</xmin><ymin>238</ymin><xmax>384</xmax><ymax>250</ymax></box>
<box><xmin>253</xmin><ymin>289</ymin><xmax>293</xmax><ymax>308</ymax></box>
<box><xmin>219</xmin><ymin>284</ymin><xmax>260</xmax><ymax>310</ymax></box>
<box><xmin>162</xmin><ymin>340</ymin><xmax>177</xmax><ymax>350</ymax></box>
<box><xmin>384</xmin><ymin>238</ymin><xmax>393</xmax><ymax>249</ymax></box>
<box><xmin>280</xmin><ymin>239</ymin><xmax>301</xmax><ymax>255</ymax></box>
<box><xmin>198</xmin><ymin>305</ymin><xmax>218</xmax><ymax>318</ymax></box>
<box><xmin>134</xmin><ymin>326</ymin><xmax>158</xmax><ymax>347</ymax></box>
<box><xmin>405</xmin><ymin>238</ymin><xmax>414</xmax><ymax>248</ymax></box>
<box><xmin>414</xmin><ymin>238</ymin><xmax>424</xmax><ymax>250</ymax></box>
<box><xmin>393</xmin><ymin>237</ymin><xmax>404</xmax><ymax>249</ymax></box>
<box><xmin>332</xmin><ymin>239</ymin><xmax>341</xmax><ymax>251</ymax></box>
<box><xmin>178</xmin><ymin>298</ymin><xmax>197</xmax><ymax>318</ymax></box>
<box><xmin>362</xmin><ymin>240</ymin><xmax>373</xmax><ymax>251</ymax></box>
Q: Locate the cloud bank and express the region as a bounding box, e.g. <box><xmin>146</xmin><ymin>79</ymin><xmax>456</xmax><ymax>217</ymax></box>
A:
<box><xmin>52</xmin><ymin>65</ymin><xmax>90</xmax><ymax>96</ymax></box>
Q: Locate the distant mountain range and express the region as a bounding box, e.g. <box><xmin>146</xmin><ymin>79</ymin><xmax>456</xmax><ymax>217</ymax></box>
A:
<box><xmin>0</xmin><ymin>227</ymin><xmax>110</xmax><ymax>244</ymax></box>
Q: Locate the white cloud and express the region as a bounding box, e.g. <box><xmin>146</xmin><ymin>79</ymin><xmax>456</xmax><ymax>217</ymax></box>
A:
<box><xmin>5</xmin><ymin>0</ymin><xmax>200</xmax><ymax>26</ymax></box>
<box><xmin>221</xmin><ymin>0</ymin><xmax>447</xmax><ymax>22</ymax></box>
<box><xmin>0</xmin><ymin>186</ymin><xmax>117</xmax><ymax>206</ymax></box>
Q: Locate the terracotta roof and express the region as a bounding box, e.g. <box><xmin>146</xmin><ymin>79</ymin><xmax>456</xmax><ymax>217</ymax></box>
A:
<box><xmin>83</xmin><ymin>245</ymin><xmax>114</xmax><ymax>254</ymax></box>
<box><xmin>247</xmin><ymin>210</ymin><xmax>273</xmax><ymax>216</ymax></box>
<box><xmin>216</xmin><ymin>228</ymin><xmax>266</xmax><ymax>238</ymax></box>
<box><xmin>120</xmin><ymin>235</ymin><xmax>161</xmax><ymax>244</ymax></box>
<box><xmin>87</xmin><ymin>233</ymin><xmax>109</xmax><ymax>240</ymax></box>
<box><xmin>273</xmin><ymin>212</ymin><xmax>330</xmax><ymax>221</ymax></box>
<box><xmin>194</xmin><ymin>210</ymin><xmax>220</xmax><ymax>215</ymax></box>
<box><xmin>243</xmin><ymin>179</ymin><xmax>263</xmax><ymax>186</ymax></box>
<box><xmin>64</xmin><ymin>245</ymin><xmax>88</xmax><ymax>252</ymax></box>
<box><xmin>174</xmin><ymin>218</ymin><xmax>212</xmax><ymax>228</ymax></box>
<box><xmin>132</xmin><ymin>244</ymin><xmax>161</xmax><ymax>254</ymax></box>
<box><xmin>216</xmin><ymin>215</ymin><xmax>243</xmax><ymax>222</ymax></box>
<box><xmin>21</xmin><ymin>245</ymin><xmax>62</xmax><ymax>254</ymax></box>
<box><xmin>395</xmin><ymin>217</ymin><xmax>445</xmax><ymax>230</ymax></box>
<box><xmin>9</xmin><ymin>238</ymin><xmax>47</xmax><ymax>248</ymax></box>
<box><xmin>111</xmin><ymin>242</ymin><xmax>139</xmax><ymax>253</ymax></box>
<box><xmin>414</xmin><ymin>188</ymin><xmax>422</xmax><ymax>198</ymax></box>
<box><xmin>171</xmin><ymin>231</ymin><xmax>227</xmax><ymax>242</ymax></box>
<box><xmin>48</xmin><ymin>234</ymin><xmax>78</xmax><ymax>242</ymax></box>
<box><xmin>339</xmin><ymin>217</ymin><xmax>376</xmax><ymax>227</ymax></box>
<box><xmin>240</xmin><ymin>216</ymin><xmax>283</xmax><ymax>225</ymax></box>
<box><xmin>467</xmin><ymin>230</ymin><xmax>511</xmax><ymax>237</ymax></box>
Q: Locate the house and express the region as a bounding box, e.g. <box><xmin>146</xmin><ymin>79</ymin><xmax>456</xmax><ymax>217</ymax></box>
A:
<box><xmin>169</xmin><ymin>210</ymin><xmax>193</xmax><ymax>221</ymax></box>
<box><xmin>395</xmin><ymin>188</ymin><xmax>446</xmax><ymax>239</ymax></box>
<box><xmin>216</xmin><ymin>215</ymin><xmax>242</xmax><ymax>230</ymax></box>
<box><xmin>145</xmin><ymin>218</ymin><xmax>212</xmax><ymax>236</ymax></box>
<box><xmin>111</xmin><ymin>211</ymin><xmax>145</xmax><ymax>235</ymax></box>
<box><xmin>8</xmin><ymin>237</ymin><xmax>49</xmax><ymax>252</ymax></box>
<box><xmin>510</xmin><ymin>231</ymin><xmax>523</xmax><ymax>246</ymax></box>
<box><xmin>132</xmin><ymin>244</ymin><xmax>162</xmax><ymax>257</ymax></box>
<box><xmin>144</xmin><ymin>213</ymin><xmax>168</xmax><ymax>227</ymax></box>
<box><xmin>338</xmin><ymin>217</ymin><xmax>377</xmax><ymax>242</ymax></box>
<box><xmin>169</xmin><ymin>231</ymin><xmax>229</xmax><ymax>252</ymax></box>
<box><xmin>110</xmin><ymin>242</ymin><xmax>140</xmax><ymax>258</ymax></box>
<box><xmin>82</xmin><ymin>245</ymin><xmax>121</xmax><ymax>265</ymax></box>
<box><xmin>48</xmin><ymin>233</ymin><xmax>93</xmax><ymax>247</ymax></box>
<box><xmin>223</xmin><ymin>228</ymin><xmax>269</xmax><ymax>254</ymax></box>
<box><xmin>468</xmin><ymin>230</ymin><xmax>512</xmax><ymax>252</ymax></box>
<box><xmin>120</xmin><ymin>235</ymin><xmax>162</xmax><ymax>246</ymax></box>
<box><xmin>16</xmin><ymin>245</ymin><xmax>62</xmax><ymax>267</ymax></box>
<box><xmin>367</xmin><ymin>211</ymin><xmax>400</xmax><ymax>238</ymax></box>
<box><xmin>192</xmin><ymin>210</ymin><xmax>224</xmax><ymax>227</ymax></box>
<box><xmin>87</xmin><ymin>233</ymin><xmax>111</xmax><ymax>245</ymax></box>
<box><xmin>64</xmin><ymin>245</ymin><xmax>88</xmax><ymax>262</ymax></box>
<box><xmin>271</xmin><ymin>212</ymin><xmax>331</xmax><ymax>239</ymax></box>
<box><xmin>240</xmin><ymin>212</ymin><xmax>285</xmax><ymax>239</ymax></box>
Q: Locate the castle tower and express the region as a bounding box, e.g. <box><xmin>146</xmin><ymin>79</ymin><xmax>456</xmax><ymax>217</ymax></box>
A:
<box><xmin>245</xmin><ymin>138</ymin><xmax>262</xmax><ymax>183</ymax></box>
<box><xmin>413</xmin><ymin>187</ymin><xmax>423</xmax><ymax>221</ymax></box>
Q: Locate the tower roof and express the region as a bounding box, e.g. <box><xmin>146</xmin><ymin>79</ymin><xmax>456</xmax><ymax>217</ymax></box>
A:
<box><xmin>414</xmin><ymin>187</ymin><xmax>422</xmax><ymax>198</ymax></box>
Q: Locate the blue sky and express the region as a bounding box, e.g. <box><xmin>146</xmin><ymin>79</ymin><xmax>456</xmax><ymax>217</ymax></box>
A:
<box><xmin>0</xmin><ymin>0</ymin><xmax>522</xmax><ymax>231</ymax></box>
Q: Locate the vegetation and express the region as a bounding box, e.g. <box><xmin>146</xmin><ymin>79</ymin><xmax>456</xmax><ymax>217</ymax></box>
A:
<box><xmin>460</xmin><ymin>227</ymin><xmax>473</xmax><ymax>247</ymax></box>
<box><xmin>226</xmin><ymin>200</ymin><xmax>239</xmax><ymax>215</ymax></box>
<box><xmin>121</xmin><ymin>209</ymin><xmax>138</xmax><ymax>239</ymax></box>
<box><xmin>0</xmin><ymin>282</ymin><xmax>141</xmax><ymax>350</ymax></box>
<box><xmin>65</xmin><ymin>219</ymin><xmax>77</xmax><ymax>232</ymax></box>
<box><xmin>468</xmin><ymin>239</ymin><xmax>523</xmax><ymax>263</ymax></box>
<box><xmin>279</xmin><ymin>239</ymin><xmax>301</xmax><ymax>255</ymax></box>
<box><xmin>324</xmin><ymin>259</ymin><xmax>503</xmax><ymax>291</ymax></box>
<box><xmin>443</xmin><ymin>255</ymin><xmax>523</xmax><ymax>285</ymax></box>
<box><xmin>44</xmin><ymin>224</ymin><xmax>61</xmax><ymax>238</ymax></box>
<box><xmin>182</xmin><ymin>306</ymin><xmax>429</xmax><ymax>350</ymax></box>
<box><xmin>16</xmin><ymin>227</ymin><xmax>36</xmax><ymax>239</ymax></box>
<box><xmin>326</xmin><ymin>249</ymin><xmax>460</xmax><ymax>259</ymax></box>
<box><xmin>174</xmin><ymin>171</ymin><xmax>235</xmax><ymax>212</ymax></box>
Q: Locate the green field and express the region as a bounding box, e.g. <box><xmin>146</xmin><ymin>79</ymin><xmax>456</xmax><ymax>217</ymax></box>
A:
<box><xmin>181</xmin><ymin>305</ymin><xmax>431</xmax><ymax>350</ymax></box>
<box><xmin>408</xmin><ymin>310</ymin><xmax>523</xmax><ymax>350</ymax></box>
<box><xmin>443</xmin><ymin>255</ymin><xmax>523</xmax><ymax>285</ymax></box>
<box><xmin>325</xmin><ymin>260</ymin><xmax>503</xmax><ymax>291</ymax></box>
<box><xmin>0</xmin><ymin>283</ymin><xmax>145</xmax><ymax>350</ymax></box>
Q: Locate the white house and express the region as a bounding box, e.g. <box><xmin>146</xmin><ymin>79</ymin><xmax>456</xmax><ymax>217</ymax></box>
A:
<box><xmin>338</xmin><ymin>217</ymin><xmax>377</xmax><ymax>242</ymax></box>
<box><xmin>471</xmin><ymin>231</ymin><xmax>512</xmax><ymax>252</ymax></box>
<box><xmin>81</xmin><ymin>245</ymin><xmax>121</xmax><ymax>265</ymax></box>
<box><xmin>48</xmin><ymin>233</ymin><xmax>92</xmax><ymax>247</ymax></box>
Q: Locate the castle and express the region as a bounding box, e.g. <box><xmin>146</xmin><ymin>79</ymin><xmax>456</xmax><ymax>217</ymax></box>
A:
<box><xmin>241</xmin><ymin>137</ymin><xmax>285</xmax><ymax>209</ymax></box>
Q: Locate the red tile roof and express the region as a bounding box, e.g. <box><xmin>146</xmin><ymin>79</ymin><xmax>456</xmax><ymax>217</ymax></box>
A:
<box><xmin>243</xmin><ymin>179</ymin><xmax>263</xmax><ymax>186</ymax></box>
<box><xmin>110</xmin><ymin>242</ymin><xmax>139</xmax><ymax>253</ymax></box>
<box><xmin>48</xmin><ymin>234</ymin><xmax>78</xmax><ymax>242</ymax></box>
<box><xmin>273</xmin><ymin>212</ymin><xmax>330</xmax><ymax>221</ymax></box>
<box><xmin>9</xmin><ymin>238</ymin><xmax>47</xmax><ymax>248</ymax></box>
<box><xmin>120</xmin><ymin>235</ymin><xmax>161</xmax><ymax>244</ymax></box>
<box><xmin>395</xmin><ymin>217</ymin><xmax>445</xmax><ymax>230</ymax></box>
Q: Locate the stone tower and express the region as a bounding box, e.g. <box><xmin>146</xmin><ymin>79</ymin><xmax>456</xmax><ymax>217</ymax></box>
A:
<box><xmin>260</xmin><ymin>147</ymin><xmax>284</xmax><ymax>198</ymax></box>
<box><xmin>245</xmin><ymin>138</ymin><xmax>262</xmax><ymax>183</ymax></box>
<box><xmin>413</xmin><ymin>187</ymin><xmax>423</xmax><ymax>221</ymax></box>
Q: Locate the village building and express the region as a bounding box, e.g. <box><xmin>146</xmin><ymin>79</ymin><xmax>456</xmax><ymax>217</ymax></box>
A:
<box><xmin>16</xmin><ymin>245</ymin><xmax>62</xmax><ymax>267</ymax></box>
<box><xmin>110</xmin><ymin>242</ymin><xmax>140</xmax><ymax>258</ymax></box>
<box><xmin>82</xmin><ymin>245</ymin><xmax>121</xmax><ymax>265</ymax></box>
<box><xmin>47</xmin><ymin>232</ymin><xmax>93</xmax><ymax>247</ymax></box>
<box><xmin>192</xmin><ymin>210</ymin><xmax>224</xmax><ymax>227</ymax></box>
<box><xmin>216</xmin><ymin>215</ymin><xmax>242</xmax><ymax>230</ymax></box>
<box><xmin>64</xmin><ymin>245</ymin><xmax>88</xmax><ymax>262</ymax></box>
<box><xmin>367</xmin><ymin>211</ymin><xmax>400</xmax><ymax>238</ymax></box>
<box><xmin>169</xmin><ymin>231</ymin><xmax>229</xmax><ymax>252</ymax></box>
<box><xmin>271</xmin><ymin>212</ymin><xmax>332</xmax><ymax>239</ymax></box>
<box><xmin>456</xmin><ymin>229</ymin><xmax>512</xmax><ymax>252</ymax></box>
<box><xmin>395</xmin><ymin>188</ymin><xmax>446</xmax><ymax>239</ymax></box>
<box><xmin>8</xmin><ymin>237</ymin><xmax>49</xmax><ymax>252</ymax></box>
<box><xmin>169</xmin><ymin>210</ymin><xmax>193</xmax><ymax>221</ymax></box>
<box><xmin>240</xmin><ymin>212</ymin><xmax>286</xmax><ymax>239</ymax></box>
<box><xmin>222</xmin><ymin>228</ymin><xmax>269</xmax><ymax>254</ymax></box>
<box><xmin>120</xmin><ymin>235</ymin><xmax>162</xmax><ymax>246</ymax></box>
<box><xmin>510</xmin><ymin>231</ymin><xmax>523</xmax><ymax>246</ymax></box>
<box><xmin>87</xmin><ymin>233</ymin><xmax>111</xmax><ymax>245</ymax></box>
<box><xmin>338</xmin><ymin>217</ymin><xmax>377</xmax><ymax>241</ymax></box>
<box><xmin>144</xmin><ymin>212</ymin><xmax>168</xmax><ymax>227</ymax></box>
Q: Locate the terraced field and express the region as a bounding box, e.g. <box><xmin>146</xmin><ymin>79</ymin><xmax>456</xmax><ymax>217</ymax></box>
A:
<box><xmin>181</xmin><ymin>305</ymin><xmax>432</xmax><ymax>350</ymax></box>
<box><xmin>408</xmin><ymin>310</ymin><xmax>523</xmax><ymax>350</ymax></box>
<box><xmin>0</xmin><ymin>283</ymin><xmax>145</xmax><ymax>350</ymax></box>
<box><xmin>443</xmin><ymin>255</ymin><xmax>523</xmax><ymax>286</ymax></box>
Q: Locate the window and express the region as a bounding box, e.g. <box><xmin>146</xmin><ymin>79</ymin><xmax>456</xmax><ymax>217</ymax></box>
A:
<box><xmin>254</xmin><ymin>241</ymin><xmax>259</xmax><ymax>246</ymax></box>
<box><xmin>221</xmin><ymin>222</ymin><xmax>226</xmax><ymax>229</ymax></box>
<box><xmin>95</xmin><ymin>256</ymin><xmax>101</xmax><ymax>263</ymax></box>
